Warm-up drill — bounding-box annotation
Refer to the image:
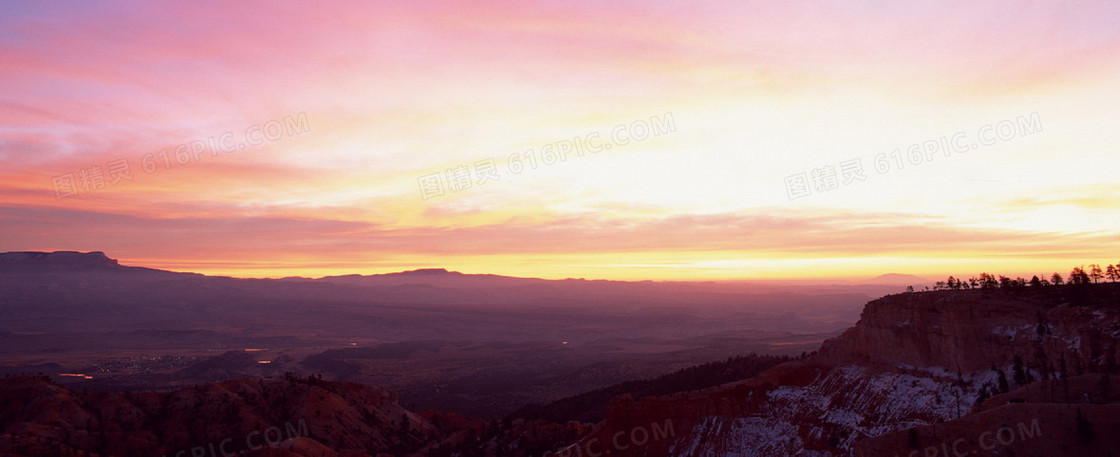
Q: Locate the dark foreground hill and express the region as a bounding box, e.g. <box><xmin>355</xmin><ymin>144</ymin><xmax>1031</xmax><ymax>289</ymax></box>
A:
<box><xmin>510</xmin><ymin>353</ymin><xmax>794</xmax><ymax>424</ymax></box>
<box><xmin>0</xmin><ymin>373</ymin><xmax>585</xmax><ymax>457</ymax></box>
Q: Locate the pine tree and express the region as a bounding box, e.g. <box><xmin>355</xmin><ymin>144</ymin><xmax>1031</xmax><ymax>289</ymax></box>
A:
<box><xmin>1070</xmin><ymin>267</ymin><xmax>1091</xmax><ymax>285</ymax></box>
<box><xmin>1089</xmin><ymin>264</ymin><xmax>1104</xmax><ymax>283</ymax></box>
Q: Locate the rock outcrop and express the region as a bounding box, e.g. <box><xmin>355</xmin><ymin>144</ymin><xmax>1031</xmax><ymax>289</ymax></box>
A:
<box><xmin>819</xmin><ymin>288</ymin><xmax>1120</xmax><ymax>374</ymax></box>
<box><xmin>563</xmin><ymin>285</ymin><xmax>1120</xmax><ymax>456</ymax></box>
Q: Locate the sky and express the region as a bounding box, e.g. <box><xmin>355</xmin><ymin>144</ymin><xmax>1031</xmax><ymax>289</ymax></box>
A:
<box><xmin>1</xmin><ymin>0</ymin><xmax>1118</xmax><ymax>281</ymax></box>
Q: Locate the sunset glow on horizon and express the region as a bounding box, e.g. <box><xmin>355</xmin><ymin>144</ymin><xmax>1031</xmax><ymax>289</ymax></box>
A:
<box><xmin>2</xmin><ymin>1</ymin><xmax>1119</xmax><ymax>281</ymax></box>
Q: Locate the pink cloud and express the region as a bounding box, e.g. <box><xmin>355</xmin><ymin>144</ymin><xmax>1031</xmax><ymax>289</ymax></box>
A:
<box><xmin>3</xmin><ymin>204</ymin><xmax>1114</xmax><ymax>266</ymax></box>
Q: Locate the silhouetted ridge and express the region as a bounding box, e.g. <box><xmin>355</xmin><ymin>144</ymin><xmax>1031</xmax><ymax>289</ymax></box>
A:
<box><xmin>0</xmin><ymin>250</ymin><xmax>120</xmax><ymax>271</ymax></box>
<box><xmin>397</xmin><ymin>268</ymin><xmax>457</xmax><ymax>275</ymax></box>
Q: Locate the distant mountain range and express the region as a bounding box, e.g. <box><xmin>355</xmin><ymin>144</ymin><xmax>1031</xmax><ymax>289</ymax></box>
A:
<box><xmin>0</xmin><ymin>250</ymin><xmax>921</xmax><ymax>285</ymax></box>
<box><xmin>0</xmin><ymin>250</ymin><xmax>905</xmax><ymax>315</ymax></box>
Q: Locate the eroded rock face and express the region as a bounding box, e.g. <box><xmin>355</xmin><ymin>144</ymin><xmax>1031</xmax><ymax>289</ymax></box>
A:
<box><xmin>566</xmin><ymin>286</ymin><xmax>1120</xmax><ymax>457</ymax></box>
<box><xmin>572</xmin><ymin>363</ymin><xmax>989</xmax><ymax>457</ymax></box>
<box><xmin>818</xmin><ymin>289</ymin><xmax>1120</xmax><ymax>374</ymax></box>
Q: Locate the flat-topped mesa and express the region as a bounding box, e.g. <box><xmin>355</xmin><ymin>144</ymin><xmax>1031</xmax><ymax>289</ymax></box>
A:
<box><xmin>0</xmin><ymin>251</ymin><xmax>122</xmax><ymax>271</ymax></box>
<box><xmin>817</xmin><ymin>287</ymin><xmax>1120</xmax><ymax>374</ymax></box>
<box><xmin>396</xmin><ymin>268</ymin><xmax>457</xmax><ymax>275</ymax></box>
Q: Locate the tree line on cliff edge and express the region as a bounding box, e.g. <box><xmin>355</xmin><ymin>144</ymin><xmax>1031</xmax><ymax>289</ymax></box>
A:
<box><xmin>904</xmin><ymin>262</ymin><xmax>1120</xmax><ymax>292</ymax></box>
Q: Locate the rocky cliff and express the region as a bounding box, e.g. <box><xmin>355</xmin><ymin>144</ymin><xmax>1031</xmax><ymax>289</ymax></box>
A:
<box><xmin>562</xmin><ymin>285</ymin><xmax>1120</xmax><ymax>456</ymax></box>
<box><xmin>819</xmin><ymin>287</ymin><xmax>1120</xmax><ymax>374</ymax></box>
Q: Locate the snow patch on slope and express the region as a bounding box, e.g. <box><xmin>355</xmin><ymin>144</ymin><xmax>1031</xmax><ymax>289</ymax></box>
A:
<box><xmin>670</xmin><ymin>416</ymin><xmax>803</xmax><ymax>457</ymax></box>
<box><xmin>690</xmin><ymin>365</ymin><xmax>989</xmax><ymax>455</ymax></box>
